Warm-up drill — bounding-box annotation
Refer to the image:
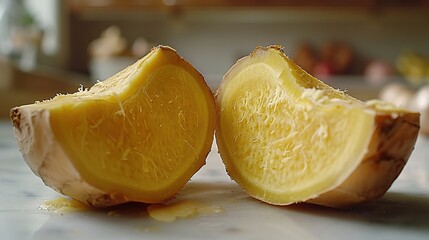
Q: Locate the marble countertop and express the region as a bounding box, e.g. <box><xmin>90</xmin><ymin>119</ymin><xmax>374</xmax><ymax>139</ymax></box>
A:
<box><xmin>1</xmin><ymin>121</ymin><xmax>428</xmax><ymax>240</ymax></box>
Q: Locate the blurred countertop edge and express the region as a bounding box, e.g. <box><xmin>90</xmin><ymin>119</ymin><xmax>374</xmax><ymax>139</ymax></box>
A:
<box><xmin>0</xmin><ymin>59</ymin><xmax>91</xmax><ymax>119</ymax></box>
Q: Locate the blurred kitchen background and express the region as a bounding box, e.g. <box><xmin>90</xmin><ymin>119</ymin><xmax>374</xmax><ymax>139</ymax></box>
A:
<box><xmin>1</xmin><ymin>0</ymin><xmax>429</xmax><ymax>119</ymax></box>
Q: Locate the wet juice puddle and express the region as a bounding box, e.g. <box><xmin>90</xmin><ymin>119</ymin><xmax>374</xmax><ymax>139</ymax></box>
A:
<box><xmin>147</xmin><ymin>200</ymin><xmax>223</xmax><ymax>222</ymax></box>
<box><xmin>40</xmin><ymin>197</ymin><xmax>91</xmax><ymax>213</ymax></box>
<box><xmin>39</xmin><ymin>182</ymin><xmax>244</xmax><ymax>222</ymax></box>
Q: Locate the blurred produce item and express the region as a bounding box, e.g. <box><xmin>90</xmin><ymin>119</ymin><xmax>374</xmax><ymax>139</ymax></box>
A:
<box><xmin>396</xmin><ymin>51</ymin><xmax>429</xmax><ymax>85</ymax></box>
<box><xmin>88</xmin><ymin>26</ymin><xmax>153</xmax><ymax>82</ymax></box>
<box><xmin>293</xmin><ymin>43</ymin><xmax>318</xmax><ymax>73</ymax></box>
<box><xmin>132</xmin><ymin>38</ymin><xmax>151</xmax><ymax>58</ymax></box>
<box><xmin>0</xmin><ymin>0</ymin><xmax>42</xmax><ymax>70</ymax></box>
<box><xmin>313</xmin><ymin>61</ymin><xmax>334</xmax><ymax>79</ymax></box>
<box><xmin>410</xmin><ymin>85</ymin><xmax>429</xmax><ymax>135</ymax></box>
<box><xmin>379</xmin><ymin>83</ymin><xmax>429</xmax><ymax>135</ymax></box>
<box><xmin>379</xmin><ymin>83</ymin><xmax>414</xmax><ymax>109</ymax></box>
<box><xmin>365</xmin><ymin>60</ymin><xmax>395</xmax><ymax>86</ymax></box>
<box><xmin>293</xmin><ymin>40</ymin><xmax>356</xmax><ymax>79</ymax></box>
<box><xmin>88</xmin><ymin>26</ymin><xmax>128</xmax><ymax>59</ymax></box>
<box><xmin>321</xmin><ymin>41</ymin><xmax>355</xmax><ymax>75</ymax></box>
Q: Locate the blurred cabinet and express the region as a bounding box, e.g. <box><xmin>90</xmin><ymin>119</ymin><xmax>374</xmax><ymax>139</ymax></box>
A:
<box><xmin>69</xmin><ymin>0</ymin><xmax>429</xmax><ymax>12</ymax></box>
<box><xmin>64</xmin><ymin>0</ymin><xmax>429</xmax><ymax>75</ymax></box>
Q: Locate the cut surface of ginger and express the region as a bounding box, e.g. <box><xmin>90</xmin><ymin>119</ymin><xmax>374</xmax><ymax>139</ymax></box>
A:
<box><xmin>11</xmin><ymin>46</ymin><xmax>215</xmax><ymax>207</ymax></box>
<box><xmin>215</xmin><ymin>46</ymin><xmax>419</xmax><ymax>207</ymax></box>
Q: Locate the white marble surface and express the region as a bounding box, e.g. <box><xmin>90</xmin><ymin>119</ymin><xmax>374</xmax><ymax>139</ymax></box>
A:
<box><xmin>1</xmin><ymin>121</ymin><xmax>429</xmax><ymax>240</ymax></box>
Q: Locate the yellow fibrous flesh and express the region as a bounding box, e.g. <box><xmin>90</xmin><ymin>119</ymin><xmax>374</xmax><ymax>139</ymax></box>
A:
<box><xmin>42</xmin><ymin>50</ymin><xmax>212</xmax><ymax>202</ymax></box>
<box><xmin>217</xmin><ymin>60</ymin><xmax>375</xmax><ymax>204</ymax></box>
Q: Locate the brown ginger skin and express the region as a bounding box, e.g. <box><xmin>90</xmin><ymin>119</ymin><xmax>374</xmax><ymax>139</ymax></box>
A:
<box><xmin>308</xmin><ymin>113</ymin><xmax>419</xmax><ymax>208</ymax></box>
<box><xmin>10</xmin><ymin>108</ymin><xmax>126</xmax><ymax>207</ymax></box>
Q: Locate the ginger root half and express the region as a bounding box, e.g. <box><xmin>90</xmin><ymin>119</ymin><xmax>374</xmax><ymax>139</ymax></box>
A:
<box><xmin>11</xmin><ymin>46</ymin><xmax>216</xmax><ymax>207</ymax></box>
<box><xmin>215</xmin><ymin>46</ymin><xmax>419</xmax><ymax>208</ymax></box>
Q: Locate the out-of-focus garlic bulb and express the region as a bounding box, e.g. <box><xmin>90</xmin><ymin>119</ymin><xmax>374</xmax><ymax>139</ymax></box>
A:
<box><xmin>379</xmin><ymin>83</ymin><xmax>429</xmax><ymax>135</ymax></box>
<box><xmin>379</xmin><ymin>83</ymin><xmax>414</xmax><ymax>108</ymax></box>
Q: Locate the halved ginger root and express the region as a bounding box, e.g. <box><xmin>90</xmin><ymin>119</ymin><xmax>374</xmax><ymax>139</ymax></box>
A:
<box><xmin>215</xmin><ymin>46</ymin><xmax>419</xmax><ymax>208</ymax></box>
<box><xmin>10</xmin><ymin>46</ymin><xmax>215</xmax><ymax>207</ymax></box>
